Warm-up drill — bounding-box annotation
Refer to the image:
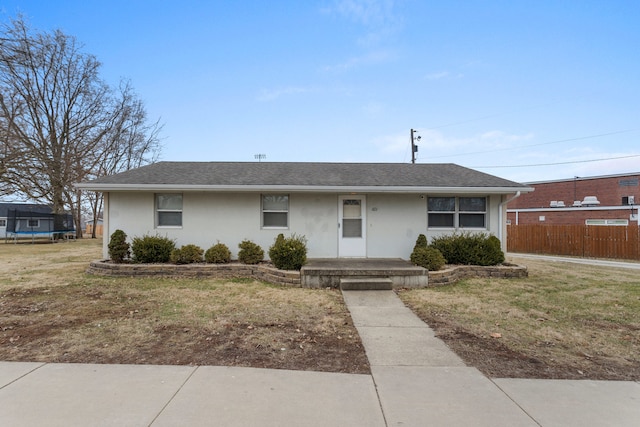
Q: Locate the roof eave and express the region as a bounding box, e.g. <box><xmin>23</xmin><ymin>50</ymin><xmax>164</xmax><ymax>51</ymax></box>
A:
<box><xmin>75</xmin><ymin>183</ymin><xmax>534</xmax><ymax>194</ymax></box>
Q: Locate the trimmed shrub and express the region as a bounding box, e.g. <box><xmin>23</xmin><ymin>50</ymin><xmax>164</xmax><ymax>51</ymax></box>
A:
<box><xmin>108</xmin><ymin>229</ymin><xmax>130</xmax><ymax>263</ymax></box>
<box><xmin>268</xmin><ymin>233</ymin><xmax>307</xmax><ymax>270</ymax></box>
<box><xmin>410</xmin><ymin>246</ymin><xmax>446</xmax><ymax>271</ymax></box>
<box><xmin>430</xmin><ymin>232</ymin><xmax>504</xmax><ymax>266</ymax></box>
<box><xmin>414</xmin><ymin>234</ymin><xmax>428</xmax><ymax>250</ymax></box>
<box><xmin>131</xmin><ymin>234</ymin><xmax>176</xmax><ymax>263</ymax></box>
<box><xmin>482</xmin><ymin>235</ymin><xmax>505</xmax><ymax>265</ymax></box>
<box><xmin>170</xmin><ymin>244</ymin><xmax>204</xmax><ymax>264</ymax></box>
<box><xmin>238</xmin><ymin>239</ymin><xmax>264</xmax><ymax>265</ymax></box>
<box><xmin>205</xmin><ymin>243</ymin><xmax>231</xmax><ymax>264</ymax></box>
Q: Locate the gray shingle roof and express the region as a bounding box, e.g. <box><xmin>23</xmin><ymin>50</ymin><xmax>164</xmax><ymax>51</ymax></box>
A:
<box><xmin>78</xmin><ymin>161</ymin><xmax>530</xmax><ymax>192</ymax></box>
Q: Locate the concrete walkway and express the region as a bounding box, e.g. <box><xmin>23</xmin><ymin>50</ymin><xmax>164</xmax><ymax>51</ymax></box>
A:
<box><xmin>1</xmin><ymin>290</ymin><xmax>638</xmax><ymax>426</ymax></box>
<box><xmin>342</xmin><ymin>290</ymin><xmax>640</xmax><ymax>426</ymax></box>
<box><xmin>508</xmin><ymin>252</ymin><xmax>640</xmax><ymax>270</ymax></box>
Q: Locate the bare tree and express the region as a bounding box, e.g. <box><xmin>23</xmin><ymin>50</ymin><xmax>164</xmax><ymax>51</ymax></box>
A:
<box><xmin>0</xmin><ymin>17</ymin><xmax>161</xmax><ymax>236</ymax></box>
<box><xmin>0</xmin><ymin>88</ymin><xmax>23</xmax><ymax>197</ymax></box>
<box><xmin>84</xmin><ymin>81</ymin><xmax>162</xmax><ymax>238</ymax></box>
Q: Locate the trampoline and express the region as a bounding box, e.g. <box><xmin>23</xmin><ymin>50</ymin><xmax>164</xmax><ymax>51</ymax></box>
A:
<box><xmin>5</xmin><ymin>209</ymin><xmax>75</xmax><ymax>243</ymax></box>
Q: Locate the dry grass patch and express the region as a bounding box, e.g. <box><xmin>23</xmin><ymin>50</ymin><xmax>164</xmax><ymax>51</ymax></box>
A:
<box><xmin>0</xmin><ymin>240</ymin><xmax>369</xmax><ymax>373</ymax></box>
<box><xmin>399</xmin><ymin>256</ymin><xmax>640</xmax><ymax>380</ymax></box>
<box><xmin>0</xmin><ymin>239</ymin><xmax>102</xmax><ymax>288</ymax></box>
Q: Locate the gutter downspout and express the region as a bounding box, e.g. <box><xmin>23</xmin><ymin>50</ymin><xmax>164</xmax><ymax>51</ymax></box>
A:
<box><xmin>498</xmin><ymin>191</ymin><xmax>521</xmax><ymax>252</ymax></box>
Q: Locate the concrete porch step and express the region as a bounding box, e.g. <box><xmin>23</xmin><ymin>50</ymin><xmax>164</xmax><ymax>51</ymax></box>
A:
<box><xmin>340</xmin><ymin>277</ymin><xmax>393</xmax><ymax>291</ymax></box>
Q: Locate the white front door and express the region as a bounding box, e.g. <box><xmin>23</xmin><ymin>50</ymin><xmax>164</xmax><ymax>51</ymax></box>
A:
<box><xmin>338</xmin><ymin>195</ymin><xmax>366</xmax><ymax>257</ymax></box>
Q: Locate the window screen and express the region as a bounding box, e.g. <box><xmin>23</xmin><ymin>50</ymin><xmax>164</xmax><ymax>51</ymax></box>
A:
<box><xmin>262</xmin><ymin>194</ymin><xmax>289</xmax><ymax>228</ymax></box>
<box><xmin>428</xmin><ymin>197</ymin><xmax>455</xmax><ymax>228</ymax></box>
<box><xmin>341</xmin><ymin>199</ymin><xmax>362</xmax><ymax>237</ymax></box>
<box><xmin>156</xmin><ymin>193</ymin><xmax>182</xmax><ymax>227</ymax></box>
<box><xmin>427</xmin><ymin>196</ymin><xmax>487</xmax><ymax>229</ymax></box>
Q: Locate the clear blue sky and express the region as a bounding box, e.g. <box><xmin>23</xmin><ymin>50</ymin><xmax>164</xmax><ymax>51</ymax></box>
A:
<box><xmin>2</xmin><ymin>0</ymin><xmax>639</xmax><ymax>183</ymax></box>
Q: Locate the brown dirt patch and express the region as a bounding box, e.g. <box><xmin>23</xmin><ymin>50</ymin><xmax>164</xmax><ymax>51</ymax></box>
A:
<box><xmin>0</xmin><ymin>239</ymin><xmax>369</xmax><ymax>373</ymax></box>
<box><xmin>399</xmin><ymin>255</ymin><xmax>640</xmax><ymax>380</ymax></box>
<box><xmin>415</xmin><ymin>309</ymin><xmax>639</xmax><ymax>380</ymax></box>
<box><xmin>0</xmin><ymin>281</ymin><xmax>369</xmax><ymax>373</ymax></box>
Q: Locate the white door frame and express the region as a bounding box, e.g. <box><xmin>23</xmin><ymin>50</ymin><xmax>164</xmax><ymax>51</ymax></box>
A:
<box><xmin>338</xmin><ymin>195</ymin><xmax>367</xmax><ymax>257</ymax></box>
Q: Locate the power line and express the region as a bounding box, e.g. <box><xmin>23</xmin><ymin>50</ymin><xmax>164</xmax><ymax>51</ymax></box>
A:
<box><xmin>424</xmin><ymin>101</ymin><xmax>559</xmax><ymax>131</ymax></box>
<box><xmin>472</xmin><ymin>153</ymin><xmax>640</xmax><ymax>169</ymax></box>
<box><xmin>429</xmin><ymin>129</ymin><xmax>637</xmax><ymax>159</ymax></box>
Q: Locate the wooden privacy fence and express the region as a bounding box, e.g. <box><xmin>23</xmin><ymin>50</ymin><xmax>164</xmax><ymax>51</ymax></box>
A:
<box><xmin>507</xmin><ymin>224</ymin><xmax>640</xmax><ymax>260</ymax></box>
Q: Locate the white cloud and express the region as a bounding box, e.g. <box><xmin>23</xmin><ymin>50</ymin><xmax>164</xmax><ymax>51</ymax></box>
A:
<box><xmin>372</xmin><ymin>129</ymin><xmax>472</xmax><ymax>163</ymax></box>
<box><xmin>480</xmin><ymin>130</ymin><xmax>534</xmax><ymax>144</ymax></box>
<box><xmin>256</xmin><ymin>86</ymin><xmax>316</xmax><ymax>102</ymax></box>
<box><xmin>322</xmin><ymin>50</ymin><xmax>394</xmax><ymax>72</ymax></box>
<box><xmin>424</xmin><ymin>71</ymin><xmax>464</xmax><ymax>81</ymax></box>
<box><xmin>362</xmin><ymin>101</ymin><xmax>385</xmax><ymax>116</ymax></box>
<box><xmin>328</xmin><ymin>0</ymin><xmax>396</xmax><ymax>26</ymax></box>
<box><xmin>322</xmin><ymin>0</ymin><xmax>402</xmax><ymax>48</ymax></box>
<box><xmin>372</xmin><ymin>128</ymin><xmax>538</xmax><ymax>164</ymax></box>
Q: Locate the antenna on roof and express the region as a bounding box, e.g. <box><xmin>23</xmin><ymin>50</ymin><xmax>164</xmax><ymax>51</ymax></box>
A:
<box><xmin>254</xmin><ymin>154</ymin><xmax>266</xmax><ymax>162</ymax></box>
<box><xmin>411</xmin><ymin>129</ymin><xmax>421</xmax><ymax>164</ymax></box>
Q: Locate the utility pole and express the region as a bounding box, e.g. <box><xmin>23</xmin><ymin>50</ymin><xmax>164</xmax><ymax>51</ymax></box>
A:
<box><xmin>411</xmin><ymin>129</ymin><xmax>421</xmax><ymax>164</ymax></box>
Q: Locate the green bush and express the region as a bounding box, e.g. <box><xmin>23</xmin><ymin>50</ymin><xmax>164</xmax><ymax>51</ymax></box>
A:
<box><xmin>131</xmin><ymin>234</ymin><xmax>176</xmax><ymax>263</ymax></box>
<box><xmin>268</xmin><ymin>233</ymin><xmax>307</xmax><ymax>270</ymax></box>
<box><xmin>205</xmin><ymin>242</ymin><xmax>231</xmax><ymax>263</ymax></box>
<box><xmin>170</xmin><ymin>244</ymin><xmax>204</xmax><ymax>264</ymax></box>
<box><xmin>410</xmin><ymin>246</ymin><xmax>446</xmax><ymax>271</ymax></box>
<box><xmin>482</xmin><ymin>235</ymin><xmax>505</xmax><ymax>265</ymax></box>
<box><xmin>430</xmin><ymin>232</ymin><xmax>504</xmax><ymax>266</ymax></box>
<box><xmin>107</xmin><ymin>229</ymin><xmax>130</xmax><ymax>263</ymax></box>
<box><xmin>414</xmin><ymin>234</ymin><xmax>428</xmax><ymax>249</ymax></box>
<box><xmin>237</xmin><ymin>239</ymin><xmax>264</xmax><ymax>264</ymax></box>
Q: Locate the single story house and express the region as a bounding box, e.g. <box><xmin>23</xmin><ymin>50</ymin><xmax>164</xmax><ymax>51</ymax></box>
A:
<box><xmin>76</xmin><ymin>162</ymin><xmax>533</xmax><ymax>260</ymax></box>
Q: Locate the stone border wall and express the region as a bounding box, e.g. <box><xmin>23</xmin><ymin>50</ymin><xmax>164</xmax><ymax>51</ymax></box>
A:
<box><xmin>87</xmin><ymin>260</ymin><xmax>301</xmax><ymax>287</ymax></box>
<box><xmin>427</xmin><ymin>263</ymin><xmax>528</xmax><ymax>287</ymax></box>
<box><xmin>88</xmin><ymin>260</ymin><xmax>526</xmax><ymax>288</ymax></box>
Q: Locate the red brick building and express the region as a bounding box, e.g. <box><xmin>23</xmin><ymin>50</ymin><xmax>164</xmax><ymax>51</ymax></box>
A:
<box><xmin>507</xmin><ymin>172</ymin><xmax>640</xmax><ymax>225</ymax></box>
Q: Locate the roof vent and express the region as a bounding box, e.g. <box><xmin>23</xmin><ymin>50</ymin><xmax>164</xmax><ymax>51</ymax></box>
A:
<box><xmin>572</xmin><ymin>200</ymin><xmax>582</xmax><ymax>207</ymax></box>
<box><xmin>556</xmin><ymin>201</ymin><xmax>565</xmax><ymax>207</ymax></box>
<box><xmin>581</xmin><ymin>196</ymin><xmax>600</xmax><ymax>206</ymax></box>
<box><xmin>550</xmin><ymin>201</ymin><xmax>558</xmax><ymax>207</ymax></box>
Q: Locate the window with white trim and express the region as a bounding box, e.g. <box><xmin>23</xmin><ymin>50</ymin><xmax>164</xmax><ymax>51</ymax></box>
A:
<box><xmin>156</xmin><ymin>193</ymin><xmax>182</xmax><ymax>227</ymax></box>
<box><xmin>427</xmin><ymin>197</ymin><xmax>455</xmax><ymax>227</ymax></box>
<box><xmin>0</xmin><ymin>219</ymin><xmax>6</xmax><ymax>227</ymax></box>
<box><xmin>262</xmin><ymin>194</ymin><xmax>288</xmax><ymax>228</ymax></box>
<box><xmin>27</xmin><ymin>219</ymin><xmax>40</xmax><ymax>228</ymax></box>
<box><xmin>428</xmin><ymin>196</ymin><xmax>487</xmax><ymax>229</ymax></box>
<box><xmin>459</xmin><ymin>197</ymin><xmax>487</xmax><ymax>228</ymax></box>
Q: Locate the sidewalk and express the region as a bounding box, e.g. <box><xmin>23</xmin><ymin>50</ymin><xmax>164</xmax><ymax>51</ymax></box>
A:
<box><xmin>0</xmin><ymin>290</ymin><xmax>638</xmax><ymax>426</ymax></box>
<box><xmin>342</xmin><ymin>290</ymin><xmax>640</xmax><ymax>427</ymax></box>
<box><xmin>507</xmin><ymin>252</ymin><xmax>640</xmax><ymax>270</ymax></box>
